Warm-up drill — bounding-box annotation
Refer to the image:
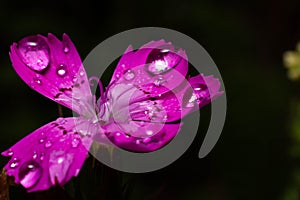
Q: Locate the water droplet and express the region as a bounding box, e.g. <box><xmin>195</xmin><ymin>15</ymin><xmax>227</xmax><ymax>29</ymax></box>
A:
<box><xmin>71</xmin><ymin>138</ymin><xmax>80</xmax><ymax>148</ymax></box>
<box><xmin>192</xmin><ymin>84</ymin><xmax>209</xmax><ymax>102</ymax></box>
<box><xmin>44</xmin><ymin>140</ymin><xmax>52</xmax><ymax>148</ymax></box>
<box><xmin>17</xmin><ymin>35</ymin><xmax>50</xmax><ymax>72</ymax></box>
<box><xmin>10</xmin><ymin>158</ymin><xmax>19</xmax><ymax>168</ymax></box>
<box><xmin>40</xmin><ymin>153</ymin><xmax>45</xmax><ymax>161</ymax></box>
<box><xmin>146</xmin><ymin>130</ymin><xmax>153</xmax><ymax>136</ymax></box>
<box><xmin>185</xmin><ymin>93</ymin><xmax>197</xmax><ymax>107</ymax></box>
<box><xmin>57</xmin><ymin>157</ymin><xmax>64</xmax><ymax>164</ymax></box>
<box><xmin>143</xmin><ymin>137</ymin><xmax>151</xmax><ymax>143</ymax></box>
<box><xmin>39</xmin><ymin>138</ymin><xmax>45</xmax><ymax>144</ymax></box>
<box><xmin>79</xmin><ymin>70</ymin><xmax>84</xmax><ymax>76</ymax></box>
<box><xmin>131</xmin><ymin>100</ymin><xmax>167</xmax><ymax>123</ymax></box>
<box><xmin>32</xmin><ymin>152</ymin><xmax>38</xmax><ymax>159</ymax></box>
<box><xmin>123</xmin><ymin>70</ymin><xmax>135</xmax><ymax>81</ymax></box>
<box><xmin>18</xmin><ymin>160</ymin><xmax>42</xmax><ymax>188</ymax></box>
<box><xmin>33</xmin><ymin>75</ymin><xmax>42</xmax><ymax>85</ymax></box>
<box><xmin>185</xmin><ymin>102</ymin><xmax>195</xmax><ymax>108</ymax></box>
<box><xmin>7</xmin><ymin>149</ymin><xmax>14</xmax><ymax>156</ymax></box>
<box><xmin>115</xmin><ymin>132</ymin><xmax>121</xmax><ymax>136</ymax></box>
<box><xmin>147</xmin><ymin>60</ymin><xmax>170</xmax><ymax>75</ymax></box>
<box><xmin>63</xmin><ymin>47</ymin><xmax>69</xmax><ymax>53</ymax></box>
<box><xmin>160</xmin><ymin>49</ymin><xmax>170</xmax><ymax>53</ymax></box>
<box><xmin>146</xmin><ymin>48</ymin><xmax>181</xmax><ymax>75</ymax></box>
<box><xmin>57</xmin><ymin>64</ymin><xmax>67</xmax><ymax>77</ymax></box>
<box><xmin>136</xmin><ymin>140</ymin><xmax>141</xmax><ymax>145</ymax></box>
<box><xmin>63</xmin><ymin>44</ymin><xmax>69</xmax><ymax>53</ymax></box>
<box><xmin>154</xmin><ymin>77</ymin><xmax>166</xmax><ymax>86</ymax></box>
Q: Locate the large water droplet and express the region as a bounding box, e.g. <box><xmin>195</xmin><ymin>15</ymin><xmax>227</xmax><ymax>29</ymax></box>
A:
<box><xmin>10</xmin><ymin>158</ymin><xmax>19</xmax><ymax>168</ymax></box>
<box><xmin>17</xmin><ymin>36</ymin><xmax>50</xmax><ymax>72</ymax></box>
<box><xmin>123</xmin><ymin>70</ymin><xmax>135</xmax><ymax>81</ymax></box>
<box><xmin>18</xmin><ymin>160</ymin><xmax>42</xmax><ymax>188</ymax></box>
<box><xmin>57</xmin><ymin>64</ymin><xmax>67</xmax><ymax>77</ymax></box>
<box><xmin>71</xmin><ymin>138</ymin><xmax>80</xmax><ymax>148</ymax></box>
<box><xmin>147</xmin><ymin>60</ymin><xmax>170</xmax><ymax>75</ymax></box>
<box><xmin>146</xmin><ymin>48</ymin><xmax>181</xmax><ymax>75</ymax></box>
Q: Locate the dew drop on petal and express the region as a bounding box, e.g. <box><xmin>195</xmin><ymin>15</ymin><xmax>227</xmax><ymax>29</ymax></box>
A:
<box><xmin>192</xmin><ymin>84</ymin><xmax>209</xmax><ymax>102</ymax></box>
<box><xmin>32</xmin><ymin>152</ymin><xmax>38</xmax><ymax>159</ymax></box>
<box><xmin>18</xmin><ymin>160</ymin><xmax>42</xmax><ymax>188</ymax></box>
<box><xmin>115</xmin><ymin>132</ymin><xmax>121</xmax><ymax>137</ymax></box>
<box><xmin>146</xmin><ymin>130</ymin><xmax>153</xmax><ymax>136</ymax></box>
<box><xmin>18</xmin><ymin>36</ymin><xmax>50</xmax><ymax>72</ymax></box>
<box><xmin>123</xmin><ymin>70</ymin><xmax>135</xmax><ymax>81</ymax></box>
<box><xmin>44</xmin><ymin>140</ymin><xmax>52</xmax><ymax>148</ymax></box>
<box><xmin>146</xmin><ymin>48</ymin><xmax>181</xmax><ymax>75</ymax></box>
<box><xmin>57</xmin><ymin>64</ymin><xmax>67</xmax><ymax>77</ymax></box>
<box><xmin>79</xmin><ymin>70</ymin><xmax>84</xmax><ymax>76</ymax></box>
<box><xmin>185</xmin><ymin>102</ymin><xmax>195</xmax><ymax>108</ymax></box>
<box><xmin>40</xmin><ymin>153</ymin><xmax>45</xmax><ymax>161</ymax></box>
<box><xmin>143</xmin><ymin>137</ymin><xmax>151</xmax><ymax>143</ymax></box>
<box><xmin>71</xmin><ymin>138</ymin><xmax>80</xmax><ymax>148</ymax></box>
<box><xmin>10</xmin><ymin>158</ymin><xmax>19</xmax><ymax>168</ymax></box>
<box><xmin>63</xmin><ymin>47</ymin><xmax>69</xmax><ymax>53</ymax></box>
<box><xmin>185</xmin><ymin>93</ymin><xmax>197</xmax><ymax>108</ymax></box>
<box><xmin>147</xmin><ymin>60</ymin><xmax>170</xmax><ymax>75</ymax></box>
<box><xmin>33</xmin><ymin>75</ymin><xmax>42</xmax><ymax>85</ymax></box>
<box><xmin>154</xmin><ymin>77</ymin><xmax>166</xmax><ymax>86</ymax></box>
<box><xmin>63</xmin><ymin>43</ymin><xmax>70</xmax><ymax>53</ymax></box>
<box><xmin>7</xmin><ymin>149</ymin><xmax>14</xmax><ymax>156</ymax></box>
<box><xmin>39</xmin><ymin>138</ymin><xmax>45</xmax><ymax>144</ymax></box>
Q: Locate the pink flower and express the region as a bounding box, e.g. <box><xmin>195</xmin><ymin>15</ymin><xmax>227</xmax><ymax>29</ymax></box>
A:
<box><xmin>2</xmin><ymin>34</ymin><xmax>223</xmax><ymax>192</ymax></box>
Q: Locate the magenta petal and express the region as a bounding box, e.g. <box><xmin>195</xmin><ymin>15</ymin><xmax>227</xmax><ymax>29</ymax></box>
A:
<box><xmin>109</xmin><ymin>40</ymin><xmax>188</xmax><ymax>97</ymax></box>
<box><xmin>1</xmin><ymin>117</ymin><xmax>92</xmax><ymax>192</ymax></box>
<box><xmin>10</xmin><ymin>34</ymin><xmax>92</xmax><ymax>115</ymax></box>
<box><xmin>157</xmin><ymin>74</ymin><xmax>223</xmax><ymax>122</ymax></box>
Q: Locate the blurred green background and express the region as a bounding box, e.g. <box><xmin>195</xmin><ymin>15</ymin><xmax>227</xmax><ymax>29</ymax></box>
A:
<box><xmin>0</xmin><ymin>0</ymin><xmax>300</xmax><ymax>199</ymax></box>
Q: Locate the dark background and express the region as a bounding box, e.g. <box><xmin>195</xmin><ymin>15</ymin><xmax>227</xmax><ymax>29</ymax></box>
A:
<box><xmin>0</xmin><ymin>0</ymin><xmax>300</xmax><ymax>199</ymax></box>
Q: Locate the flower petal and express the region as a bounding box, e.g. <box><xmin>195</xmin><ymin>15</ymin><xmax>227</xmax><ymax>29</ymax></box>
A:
<box><xmin>1</xmin><ymin>117</ymin><xmax>92</xmax><ymax>192</ymax></box>
<box><xmin>159</xmin><ymin>74</ymin><xmax>224</xmax><ymax>122</ymax></box>
<box><xmin>10</xmin><ymin>34</ymin><xmax>92</xmax><ymax>115</ymax></box>
<box><xmin>109</xmin><ymin>40</ymin><xmax>188</xmax><ymax>97</ymax></box>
